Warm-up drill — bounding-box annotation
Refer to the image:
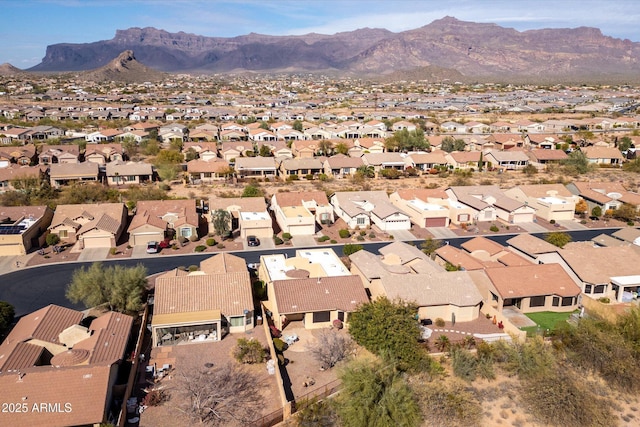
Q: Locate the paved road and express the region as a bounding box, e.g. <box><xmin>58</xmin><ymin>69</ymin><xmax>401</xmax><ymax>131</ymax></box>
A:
<box><xmin>0</xmin><ymin>228</ymin><xmax>621</xmax><ymax>317</ymax></box>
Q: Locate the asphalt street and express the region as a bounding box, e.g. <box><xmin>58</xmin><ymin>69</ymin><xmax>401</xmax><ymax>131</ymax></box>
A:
<box><xmin>0</xmin><ymin>228</ymin><xmax>619</xmax><ymax>317</ymax></box>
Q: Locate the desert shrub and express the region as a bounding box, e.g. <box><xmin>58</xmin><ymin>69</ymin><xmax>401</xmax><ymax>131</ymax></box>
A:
<box><xmin>490</xmin><ymin>225</ymin><xmax>499</xmax><ymax>232</ymax></box>
<box><xmin>273</xmin><ymin>236</ymin><xmax>284</xmax><ymax>245</ymax></box>
<box><xmin>205</xmin><ymin>238</ymin><xmax>217</xmax><ymax>246</ymax></box>
<box><xmin>356</xmin><ymin>235</ymin><xmax>365</xmax><ymax>241</ymax></box>
<box><xmin>286</xmin><ymin>174</ymin><xmax>299</xmax><ymax>181</ymax></box>
<box><xmin>359</xmin><ymin>230</ymin><xmax>367</xmax><ymax>236</ymax></box>
<box><xmin>233</xmin><ymin>338</ymin><xmax>266</xmax><ymax>364</ymax></box>
<box><xmin>142</xmin><ymin>388</ymin><xmax>168</xmax><ymax>407</ymax></box>
<box><xmin>178</xmin><ymin>235</ymin><xmax>188</xmax><ymax>245</ymax></box>
<box><xmin>109</xmin><ymin>247</ymin><xmax>118</xmax><ymax>255</ymax></box>
<box><xmin>521</xmin><ymin>364</ymin><xmax>613</xmax><ymax>427</ymax></box>
<box><xmin>550</xmin><ymin>219</ymin><xmax>556</xmax><ymax>224</ymax></box>
<box><xmin>450</xmin><ymin>346</ymin><xmax>477</xmax><ymax>382</ymax></box>
<box><xmin>434</xmin><ymin>318</ymin><xmax>445</xmax><ymax>327</ymax></box>
<box><xmin>317</xmin><ymin>235</ymin><xmax>330</xmax><ymax>242</ymax></box>
<box><xmin>194</xmin><ymin>245</ymin><xmax>207</xmax><ymax>252</ymax></box>
<box><xmin>343</xmin><ymin>243</ymin><xmax>363</xmax><ymax>256</ymax></box>
<box><xmin>282</xmin><ymin>232</ymin><xmax>292</xmax><ymax>241</ymax></box>
<box><xmin>368</xmin><ymin>232</ymin><xmax>376</xmax><ymax>238</ymax></box>
<box><xmin>188</xmin><ymin>265</ymin><xmax>199</xmax><ymax>272</ymax></box>
<box><xmin>330</xmin><ymin>239</ymin><xmax>337</xmax><ymax>244</ymax></box>
<box><xmin>46</xmin><ymin>233</ymin><xmax>60</xmax><ymax>246</ymax></box>
<box><xmin>189</xmin><ymin>234</ymin><xmax>199</xmax><ymax>242</ymax></box>
<box><xmin>410</xmin><ymin>377</ymin><xmax>482</xmax><ymax>427</ymax></box>
<box><xmin>309</xmin><ymin>330</ymin><xmax>352</xmax><ymax>369</ymax></box>
<box><xmin>294</xmin><ymin>397</ymin><xmax>337</xmax><ymax>426</ymax></box>
<box><xmin>598</xmin><ymin>297</ymin><xmax>610</xmax><ymax>303</ymax></box>
<box><xmin>216</xmin><ymin>243</ymin><xmax>225</xmax><ymax>249</ymax></box>
<box><xmin>273</xmin><ymin>338</ymin><xmax>287</xmax><ymax>353</ymax></box>
<box><xmin>338</xmin><ymin>229</ymin><xmax>351</xmax><ymax>238</ymax></box>
<box><xmin>305</xmin><ymin>174</ymin><xmax>314</xmax><ymax>180</ymax></box>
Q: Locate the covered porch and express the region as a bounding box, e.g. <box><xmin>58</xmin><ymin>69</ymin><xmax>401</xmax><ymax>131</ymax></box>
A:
<box><xmin>151</xmin><ymin>309</ymin><xmax>224</xmax><ymax>347</ymax></box>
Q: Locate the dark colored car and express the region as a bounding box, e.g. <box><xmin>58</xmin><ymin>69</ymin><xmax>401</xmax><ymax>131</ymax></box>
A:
<box><xmin>247</xmin><ymin>235</ymin><xmax>260</xmax><ymax>247</ymax></box>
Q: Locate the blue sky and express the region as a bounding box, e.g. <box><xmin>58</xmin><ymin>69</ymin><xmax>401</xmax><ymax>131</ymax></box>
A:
<box><xmin>3</xmin><ymin>0</ymin><xmax>639</xmax><ymax>68</ymax></box>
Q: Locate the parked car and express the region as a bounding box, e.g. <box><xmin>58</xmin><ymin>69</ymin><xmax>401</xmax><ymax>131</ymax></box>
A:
<box><xmin>146</xmin><ymin>241</ymin><xmax>160</xmax><ymax>254</ymax></box>
<box><xmin>247</xmin><ymin>235</ymin><xmax>260</xmax><ymax>247</ymax></box>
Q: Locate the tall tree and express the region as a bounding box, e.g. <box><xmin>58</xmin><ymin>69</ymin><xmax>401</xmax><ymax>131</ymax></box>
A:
<box><xmin>212</xmin><ymin>209</ymin><xmax>231</xmax><ymax>237</ymax></box>
<box><xmin>66</xmin><ymin>263</ymin><xmax>148</xmax><ymax>313</ymax></box>
<box><xmin>562</xmin><ymin>150</ymin><xmax>593</xmax><ymax>175</ymax></box>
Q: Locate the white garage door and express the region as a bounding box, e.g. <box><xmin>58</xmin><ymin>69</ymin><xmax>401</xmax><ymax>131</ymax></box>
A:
<box><xmin>83</xmin><ymin>236</ymin><xmax>112</xmax><ymax>248</ymax></box>
<box><xmin>133</xmin><ymin>233</ymin><xmax>162</xmax><ymax>246</ymax></box>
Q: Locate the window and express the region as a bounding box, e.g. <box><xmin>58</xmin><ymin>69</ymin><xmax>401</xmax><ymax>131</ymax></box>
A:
<box><xmin>229</xmin><ymin>316</ymin><xmax>244</xmax><ymax>327</ymax></box>
<box><xmin>529</xmin><ymin>296</ymin><xmax>546</xmax><ymax>307</ymax></box>
<box><xmin>584</xmin><ymin>284</ymin><xmax>592</xmax><ymax>294</ymax></box>
<box><xmin>180</xmin><ymin>227</ymin><xmax>192</xmax><ymax>238</ymax></box>
<box><xmin>458</xmin><ymin>214</ymin><xmax>469</xmax><ymax>222</ymax></box>
<box><xmin>594</xmin><ymin>285</ymin><xmax>606</xmax><ymax>294</ymax></box>
<box><xmin>356</xmin><ymin>217</ymin><xmax>366</xmax><ymax>226</ymax></box>
<box><xmin>59</xmin><ymin>230</ymin><xmax>68</xmax><ymax>238</ymax></box>
<box><xmin>561</xmin><ymin>297</ymin><xmax>574</xmax><ymax>307</ymax></box>
<box><xmin>312</xmin><ymin>311</ymin><xmax>331</xmax><ymax>323</ymax></box>
<box><xmin>552</xmin><ymin>296</ymin><xmax>560</xmax><ymax>306</ymax></box>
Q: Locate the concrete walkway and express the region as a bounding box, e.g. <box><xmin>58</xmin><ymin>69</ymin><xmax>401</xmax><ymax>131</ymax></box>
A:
<box><xmin>387</xmin><ymin>229</ymin><xmax>416</xmax><ymax>241</ymax></box>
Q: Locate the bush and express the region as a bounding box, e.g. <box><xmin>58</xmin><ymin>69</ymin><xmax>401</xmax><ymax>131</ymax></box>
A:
<box><xmin>178</xmin><ymin>236</ymin><xmax>189</xmax><ymax>245</ymax></box>
<box><xmin>410</xmin><ymin>378</ymin><xmax>482</xmax><ymax>426</ymax></box>
<box><xmin>598</xmin><ymin>297</ymin><xmax>610</xmax><ymax>304</ymax></box>
<box><xmin>317</xmin><ymin>235</ymin><xmax>330</xmax><ymax>242</ymax></box>
<box><xmin>216</xmin><ymin>243</ymin><xmax>225</xmax><ymax>249</ymax></box>
<box><xmin>206</xmin><ymin>238</ymin><xmax>217</xmax><ymax>246</ymax></box>
<box><xmin>356</xmin><ymin>235</ymin><xmax>365</xmax><ymax>241</ymax></box>
<box><xmin>142</xmin><ymin>389</ymin><xmax>168</xmax><ymax>407</ymax></box>
<box><xmin>343</xmin><ymin>244</ymin><xmax>363</xmax><ymax>256</ymax></box>
<box><xmin>309</xmin><ymin>330</ymin><xmax>352</xmax><ymax>369</ymax></box>
<box><xmin>194</xmin><ymin>245</ymin><xmax>207</xmax><ymax>252</ymax></box>
<box><xmin>489</xmin><ymin>225</ymin><xmax>499</xmax><ymax>232</ymax></box>
<box><xmin>305</xmin><ymin>174</ymin><xmax>314</xmax><ymax>180</ymax></box>
<box><xmin>189</xmin><ymin>234</ymin><xmax>199</xmax><ymax>242</ymax></box>
<box><xmin>286</xmin><ymin>174</ymin><xmax>300</xmax><ymax>181</ymax></box>
<box><xmin>233</xmin><ymin>338</ymin><xmax>266</xmax><ymax>364</ymax></box>
<box><xmin>451</xmin><ymin>346</ymin><xmax>477</xmax><ymax>382</ymax></box>
<box><xmin>109</xmin><ymin>247</ymin><xmax>118</xmax><ymax>255</ymax></box>
<box><xmin>550</xmin><ymin>219</ymin><xmax>556</xmax><ymax>224</ymax></box>
<box><xmin>46</xmin><ymin>233</ymin><xmax>60</xmax><ymax>246</ymax></box>
<box><xmin>282</xmin><ymin>232</ymin><xmax>292</xmax><ymax>241</ymax></box>
<box><xmin>330</xmin><ymin>239</ymin><xmax>337</xmax><ymax>244</ymax></box>
<box><xmin>434</xmin><ymin>318</ymin><xmax>445</xmax><ymax>327</ymax></box>
<box><xmin>359</xmin><ymin>230</ymin><xmax>367</xmax><ymax>236</ymax></box>
<box><xmin>338</xmin><ymin>229</ymin><xmax>351</xmax><ymax>239</ymax></box>
<box><xmin>274</xmin><ymin>236</ymin><xmax>284</xmax><ymax>245</ymax></box>
<box><xmin>273</xmin><ymin>338</ymin><xmax>288</xmax><ymax>353</ymax></box>
<box><xmin>188</xmin><ymin>265</ymin><xmax>199</xmax><ymax>272</ymax></box>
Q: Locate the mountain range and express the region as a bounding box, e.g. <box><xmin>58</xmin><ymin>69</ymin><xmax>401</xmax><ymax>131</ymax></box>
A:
<box><xmin>22</xmin><ymin>17</ymin><xmax>640</xmax><ymax>83</ymax></box>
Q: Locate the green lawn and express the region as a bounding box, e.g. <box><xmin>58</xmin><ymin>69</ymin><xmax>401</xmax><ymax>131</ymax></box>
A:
<box><xmin>520</xmin><ymin>311</ymin><xmax>576</xmax><ymax>336</ymax></box>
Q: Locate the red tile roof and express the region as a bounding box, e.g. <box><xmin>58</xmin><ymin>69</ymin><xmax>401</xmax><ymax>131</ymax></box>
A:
<box><xmin>485</xmin><ymin>264</ymin><xmax>581</xmax><ymax>298</ymax></box>
<box><xmin>272</xmin><ymin>275</ymin><xmax>368</xmax><ymax>314</ymax></box>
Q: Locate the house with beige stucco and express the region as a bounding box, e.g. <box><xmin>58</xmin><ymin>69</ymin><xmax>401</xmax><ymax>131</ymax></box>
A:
<box><xmin>49</xmin><ymin>203</ymin><xmax>127</xmax><ymax>249</ymax></box>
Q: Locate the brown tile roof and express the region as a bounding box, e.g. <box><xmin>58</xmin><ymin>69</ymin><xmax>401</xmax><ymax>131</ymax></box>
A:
<box><xmin>1</xmin><ymin>305</ymin><xmax>83</xmax><ymax>348</ymax></box>
<box><xmin>559</xmin><ymin>243</ymin><xmax>640</xmax><ymax>284</ymax></box>
<box><xmin>581</xmin><ymin>146</ymin><xmax>624</xmax><ymax>160</ymax></box>
<box><xmin>154</xmin><ymin>272</ymin><xmax>253</xmax><ymax>317</ymax></box>
<box><xmin>485</xmin><ymin>264</ymin><xmax>581</xmax><ymax>298</ymax></box>
<box><xmin>506</xmin><ymin>234</ymin><xmax>560</xmax><ymax>256</ymax></box>
<box><xmin>49</xmin><ymin>162</ymin><xmax>98</xmax><ymax>178</ymax></box>
<box><xmin>199</xmin><ymin>253</ymin><xmax>248</xmax><ymax>274</ymax></box>
<box><xmin>51</xmin><ymin>203</ymin><xmax>125</xmax><ymax>234</ymax></box>
<box><xmin>324</xmin><ymin>155</ymin><xmax>364</xmax><ymax>168</ymax></box>
<box><xmin>512</xmin><ymin>183</ymin><xmax>574</xmax><ymax>198</ymax></box>
<box><xmin>272</xmin><ymin>275</ymin><xmax>368</xmax><ymax>314</ymax></box>
<box><xmin>0</xmin><ymin>205</ymin><xmax>50</xmax><ymax>223</ymax></box>
<box><xmin>0</xmin><ymin>364</ymin><xmax>112</xmax><ymax>427</ymax></box>
<box><xmin>528</xmin><ymin>149</ymin><xmax>568</xmax><ymax>161</ymax></box>
<box><xmin>435</xmin><ymin>245</ymin><xmax>485</xmax><ymax>271</ymax></box>
<box><xmin>0</xmin><ymin>165</ymin><xmax>45</xmax><ymax>182</ymax></box>
<box><xmin>461</xmin><ymin>236</ymin><xmax>506</xmax><ymax>256</ymax></box>
<box><xmin>498</xmin><ymin>251</ymin><xmax>533</xmax><ymax>266</ymax></box>
<box><xmin>378</xmin><ymin>241</ymin><xmax>430</xmax><ymax>265</ymax></box>
<box><xmin>273</xmin><ymin>190</ymin><xmax>329</xmax><ymax>207</ymax></box>
<box><xmin>380</xmin><ymin>271</ymin><xmax>482</xmax><ymax>307</ymax></box>
<box><xmin>209</xmin><ymin>196</ymin><xmax>267</xmax><ymax>213</ymax></box>
<box><xmin>0</xmin><ymin>342</ymin><xmax>45</xmax><ymax>372</ymax></box>
<box><xmin>187</xmin><ymin>158</ymin><xmax>230</xmax><ymax>173</ymax></box>
<box><xmin>133</xmin><ymin>199</ymin><xmax>199</xmax><ymax>229</ymax></box>
<box><xmin>76</xmin><ymin>312</ymin><xmax>133</xmax><ymax>365</ymax></box>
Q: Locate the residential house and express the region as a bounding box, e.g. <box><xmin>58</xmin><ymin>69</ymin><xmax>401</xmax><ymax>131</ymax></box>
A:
<box><xmin>187</xmin><ymin>159</ymin><xmax>230</xmax><ymax>183</ymax></box>
<box><xmin>446</xmin><ymin>185</ymin><xmax>535</xmax><ymax>223</ymax></box>
<box><xmin>234</xmin><ymin>157</ymin><xmax>277</xmax><ymax>179</ymax></box>
<box><xmin>84</xmin><ymin>143</ymin><xmax>124</xmax><ymax>164</ymax></box>
<box><xmin>361</xmin><ymin>152</ymin><xmax>406</xmax><ymax>173</ymax></box>
<box><xmin>524</xmin><ymin>134</ymin><xmax>561</xmax><ymax>150</ymax></box>
<box><xmin>0</xmin><ymin>165</ymin><xmax>47</xmax><ymax>193</ymax></box>
<box><xmin>128</xmin><ymin>199</ymin><xmax>200</xmax><ymax>246</ymax></box>
<box><xmin>504</xmin><ymin>184</ymin><xmax>579</xmax><ymax>222</ymax></box>
<box><xmin>389</xmin><ymin>188</ymin><xmax>451</xmax><ymax>227</ymax></box>
<box><xmin>566</xmin><ymin>181</ymin><xmax>640</xmax><ymax>213</ymax></box>
<box><xmin>580</xmin><ymin>146</ymin><xmax>625</xmax><ymax>165</ymax></box>
<box><xmin>445</xmin><ymin>151</ymin><xmax>482</xmax><ymax>170</ymax></box>
<box><xmin>38</xmin><ymin>144</ymin><xmax>80</xmax><ymax>165</ymax></box>
<box><xmin>354</xmin><ymin>138</ymin><xmax>385</xmax><ymax>154</ymax></box>
<box><xmin>331</xmin><ymin>191</ymin><xmax>411</xmax><ymax>231</ymax></box>
<box><xmin>349</xmin><ymin>243</ymin><xmax>483</xmax><ymax>322</ymax></box>
<box><xmin>279</xmin><ymin>158</ymin><xmax>324</xmax><ymax>179</ymax></box>
<box><xmin>506</xmin><ymin>233</ymin><xmax>562</xmax><ymax>264</ymax></box>
<box><xmin>259</xmin><ymin>249</ymin><xmax>367</xmax><ymax>330</ymax></box>
<box><xmin>248</xmin><ymin>128</ymin><xmax>277</xmax><ymax>142</ymax></box>
<box><xmin>484</xmin><ymin>150</ymin><xmax>530</xmax><ymax>171</ymax></box>
<box><xmin>85</xmin><ymin>128</ymin><xmax>123</xmax><ymax>143</ymax></box>
<box><xmin>406</xmin><ymin>152</ymin><xmax>448</xmax><ymax>173</ymax></box>
<box><xmin>183</xmin><ymin>142</ymin><xmax>219</xmax><ymax>162</ymax></box>
<box><xmin>24</xmin><ymin>125</ymin><xmax>64</xmax><ymax>141</ymax></box>
<box><xmin>49</xmin><ymin>203</ymin><xmax>127</xmax><ymax>249</ymax></box>
<box><xmin>611</xmin><ymin>228</ymin><xmax>640</xmax><ymax>246</ymax></box>
<box><xmin>0</xmin><ymin>205</ymin><xmax>54</xmax><ymax>256</ymax></box>
<box><xmin>290</xmin><ymin>140</ymin><xmax>320</xmax><ymax>158</ymax></box>
<box><xmin>0</xmin><ymin>305</ymin><xmax>133</xmax><ymax>427</ymax></box>
<box><xmin>105</xmin><ymin>161</ymin><xmax>153</xmax><ymax>186</ymax></box>
<box><xmin>0</xmin><ymin>145</ymin><xmax>37</xmax><ymax>167</ymax></box>
<box><xmin>526</xmin><ymin>149</ymin><xmax>568</xmax><ymax>170</ymax></box>
<box><xmin>49</xmin><ymin>162</ymin><xmax>100</xmax><ymax>188</ymax></box>
<box><xmin>209</xmin><ymin>196</ymin><xmax>273</xmax><ymax>239</ymax></box>
<box><xmin>151</xmin><ymin>253</ymin><xmax>254</xmax><ymax>346</ymax></box>
<box><xmin>271</xmin><ymin>191</ymin><xmax>333</xmax><ymax>236</ymax></box>
<box><xmin>220</xmin><ymin>141</ymin><xmax>254</xmax><ymax>161</ymax></box>
<box><xmin>483</xmin><ymin>264</ymin><xmax>581</xmax><ymax>313</ymax></box>
<box><xmin>322</xmin><ymin>154</ymin><xmax>364</xmax><ymax>178</ymax></box>
<box><xmin>487</xmin><ymin>134</ymin><xmax>524</xmax><ymax>150</ymax></box>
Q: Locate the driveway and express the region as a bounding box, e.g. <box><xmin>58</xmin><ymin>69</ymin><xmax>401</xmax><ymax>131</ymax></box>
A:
<box><xmin>77</xmin><ymin>247</ymin><xmax>110</xmax><ymax>262</ymax></box>
<box><xmin>517</xmin><ymin>222</ymin><xmax>550</xmax><ymax>233</ymax></box>
<box><xmin>556</xmin><ymin>219</ymin><xmax>588</xmax><ymax>230</ymax></box>
<box><xmin>428</xmin><ymin>227</ymin><xmax>458</xmax><ymax>239</ymax></box>
<box><xmin>387</xmin><ymin>229</ymin><xmax>416</xmax><ymax>241</ymax></box>
<box><xmin>291</xmin><ymin>235</ymin><xmax>317</xmax><ymax>248</ymax></box>
<box><xmin>243</xmin><ymin>237</ymin><xmax>275</xmax><ymax>251</ymax></box>
<box><xmin>501</xmin><ymin>307</ymin><xmax>536</xmax><ymax>328</ymax></box>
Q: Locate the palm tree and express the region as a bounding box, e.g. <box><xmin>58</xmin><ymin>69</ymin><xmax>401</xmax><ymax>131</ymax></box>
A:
<box><xmin>435</xmin><ymin>335</ymin><xmax>450</xmax><ymax>352</ymax></box>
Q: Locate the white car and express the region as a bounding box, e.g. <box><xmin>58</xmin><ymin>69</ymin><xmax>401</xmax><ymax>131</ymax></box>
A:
<box><xmin>146</xmin><ymin>241</ymin><xmax>160</xmax><ymax>254</ymax></box>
